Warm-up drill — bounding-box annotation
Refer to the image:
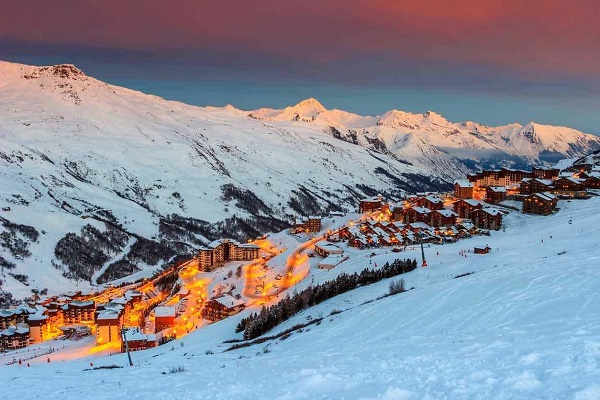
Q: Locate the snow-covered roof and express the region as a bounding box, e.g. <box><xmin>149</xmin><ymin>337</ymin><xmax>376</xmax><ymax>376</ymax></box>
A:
<box><xmin>360</xmin><ymin>196</ymin><xmax>381</xmax><ymax>203</ymax></box>
<box><xmin>27</xmin><ymin>312</ymin><xmax>48</xmax><ymax>322</ymax></box>
<box><xmin>424</xmin><ymin>195</ymin><xmax>443</xmax><ymax>204</ymax></box>
<box><xmin>123</xmin><ymin>328</ymin><xmax>149</xmax><ymax>341</ymax></box>
<box><xmin>487</xmin><ymin>186</ymin><xmax>506</xmax><ymax>193</ymax></box>
<box><xmin>0</xmin><ymin>325</ymin><xmax>29</xmax><ymax>336</ymax></box>
<box><xmin>373</xmin><ymin>227</ymin><xmax>388</xmax><ymax>237</ymax></box>
<box><xmin>314</xmin><ymin>242</ymin><xmax>343</xmax><ymax>254</ymax></box>
<box><xmin>558</xmin><ymin>176</ymin><xmax>585</xmax><ymax>184</ymax></box>
<box><xmin>111</xmin><ymin>297</ymin><xmax>128</xmax><ymax>305</ymax></box>
<box><xmin>68</xmin><ymin>300</ymin><xmax>94</xmax><ymax>308</ymax></box>
<box><xmin>436</xmin><ymin>209</ymin><xmax>457</xmax><ymax>217</ymax></box>
<box><xmin>213</xmin><ymin>294</ymin><xmax>245</xmax><ymax>309</ymax></box>
<box><xmin>154</xmin><ymin>306</ymin><xmax>176</xmax><ymax>318</ymax></box>
<box><xmin>97</xmin><ymin>309</ymin><xmax>122</xmax><ymax>320</ymax></box>
<box><xmin>463</xmin><ymin>199</ymin><xmax>484</xmax><ymax>207</ymax></box>
<box><xmin>454</xmin><ymin>180</ymin><xmax>473</xmax><ymax>188</ymax></box>
<box><xmin>481</xmin><ymin>208</ymin><xmax>502</xmax><ymax>216</ymax></box>
<box><xmin>533</xmin><ymin>192</ymin><xmax>557</xmax><ymax>201</ymax></box>
<box><xmin>524</xmin><ymin>178</ymin><xmax>553</xmax><ymax>186</ymax></box>
<box><xmin>239</xmin><ymin>243</ymin><xmax>260</xmax><ymax>249</ymax></box>
<box><xmin>408</xmin><ymin>222</ymin><xmax>431</xmax><ymax>229</ymax></box>
<box><xmin>318</xmin><ymin>253</ymin><xmax>349</xmax><ymax>269</ymax></box>
<box><xmin>412</xmin><ymin>206</ymin><xmax>431</xmax><ymax>214</ymax></box>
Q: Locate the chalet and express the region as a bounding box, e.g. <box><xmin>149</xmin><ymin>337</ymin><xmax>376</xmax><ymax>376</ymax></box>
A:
<box><xmin>552</xmin><ymin>177</ymin><xmax>586</xmax><ymax>196</ymax></box>
<box><xmin>62</xmin><ymin>300</ymin><xmax>95</xmax><ymax>325</ymax></box>
<box><xmin>339</xmin><ymin>226</ymin><xmax>360</xmax><ymax>240</ymax></box>
<box><xmin>430</xmin><ymin>209</ymin><xmax>458</xmax><ymax>227</ymax></box>
<box><xmin>455</xmin><ymin>219</ymin><xmax>477</xmax><ymax>234</ymax></box>
<box><xmin>154</xmin><ymin>306</ymin><xmax>176</xmax><ymax>333</ymax></box>
<box><xmin>406</xmin><ymin>222</ymin><xmax>432</xmax><ymax>233</ymax></box>
<box><xmin>470</xmin><ymin>208</ymin><xmax>503</xmax><ymax>230</ymax></box>
<box><xmin>474</xmin><ymin>246</ymin><xmax>492</xmax><ymax>254</ymax></box>
<box><xmin>318</xmin><ymin>253</ymin><xmax>349</xmax><ymax>270</ymax></box>
<box><xmin>523</xmin><ymin>192</ymin><xmax>558</xmax><ymax>215</ymax></box>
<box><xmin>388</xmin><ymin>203</ymin><xmax>406</xmax><ymax>222</ymax></box>
<box><xmin>453</xmin><ymin>199</ymin><xmax>484</xmax><ymax>218</ymax></box>
<box><xmin>314</xmin><ymin>242</ymin><xmax>343</xmax><ymax>257</ymax></box>
<box><xmin>454</xmin><ymin>180</ymin><xmax>474</xmax><ymax>199</ymax></box>
<box><xmin>293</xmin><ymin>216</ymin><xmax>322</xmax><ymax>233</ymax></box>
<box><xmin>349</xmin><ymin>237</ymin><xmax>368</xmax><ymax>248</ymax></box>
<box><xmin>0</xmin><ymin>307</ymin><xmax>29</xmax><ymax>329</ymax></box>
<box><xmin>520</xmin><ymin>178</ymin><xmax>554</xmax><ymax>195</ymax></box>
<box><xmin>122</xmin><ymin>328</ymin><xmax>157</xmax><ymax>352</ymax></box>
<box><xmin>417</xmin><ymin>195</ymin><xmax>444</xmax><ymax>210</ymax></box>
<box><xmin>403</xmin><ymin>207</ymin><xmax>431</xmax><ymax>225</ymax></box>
<box><xmin>359</xmin><ymin>196</ymin><xmax>383</xmax><ymax>213</ymax></box>
<box><xmin>584</xmin><ymin>173</ymin><xmax>600</xmax><ymax>189</ymax></box>
<box><xmin>0</xmin><ymin>326</ymin><xmax>29</xmax><ymax>351</ymax></box>
<box><xmin>532</xmin><ymin>166</ymin><xmax>559</xmax><ymax>180</ymax></box>
<box><xmin>485</xmin><ymin>186</ymin><xmax>507</xmax><ymax>204</ymax></box>
<box><xmin>202</xmin><ymin>294</ymin><xmax>245</xmax><ymax>321</ymax></box>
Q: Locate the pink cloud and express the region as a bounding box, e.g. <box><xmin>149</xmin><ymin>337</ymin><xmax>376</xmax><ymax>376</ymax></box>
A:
<box><xmin>1</xmin><ymin>0</ymin><xmax>598</xmax><ymax>77</ymax></box>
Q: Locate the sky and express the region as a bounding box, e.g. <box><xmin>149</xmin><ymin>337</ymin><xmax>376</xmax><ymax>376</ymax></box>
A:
<box><xmin>1</xmin><ymin>0</ymin><xmax>599</xmax><ymax>133</ymax></box>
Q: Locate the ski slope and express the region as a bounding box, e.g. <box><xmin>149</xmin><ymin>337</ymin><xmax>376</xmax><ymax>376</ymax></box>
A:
<box><xmin>1</xmin><ymin>198</ymin><xmax>599</xmax><ymax>399</ymax></box>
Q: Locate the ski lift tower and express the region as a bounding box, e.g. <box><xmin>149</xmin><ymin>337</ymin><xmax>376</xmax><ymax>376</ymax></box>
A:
<box><xmin>419</xmin><ymin>232</ymin><xmax>427</xmax><ymax>267</ymax></box>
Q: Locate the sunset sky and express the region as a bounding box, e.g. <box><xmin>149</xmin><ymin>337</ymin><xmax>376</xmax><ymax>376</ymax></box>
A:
<box><xmin>2</xmin><ymin>0</ymin><xmax>599</xmax><ymax>133</ymax></box>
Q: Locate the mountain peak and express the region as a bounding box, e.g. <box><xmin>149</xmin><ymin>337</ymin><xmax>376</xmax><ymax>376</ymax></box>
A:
<box><xmin>292</xmin><ymin>98</ymin><xmax>326</xmax><ymax>112</ymax></box>
<box><xmin>23</xmin><ymin>64</ymin><xmax>87</xmax><ymax>81</ymax></box>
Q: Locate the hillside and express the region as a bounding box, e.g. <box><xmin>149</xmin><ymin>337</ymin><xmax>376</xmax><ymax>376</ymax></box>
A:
<box><xmin>1</xmin><ymin>197</ymin><xmax>599</xmax><ymax>399</ymax></box>
<box><xmin>1</xmin><ymin>60</ymin><xmax>599</xmax><ymax>299</ymax></box>
<box><xmin>0</xmin><ymin>62</ymin><xmax>443</xmax><ymax>298</ymax></box>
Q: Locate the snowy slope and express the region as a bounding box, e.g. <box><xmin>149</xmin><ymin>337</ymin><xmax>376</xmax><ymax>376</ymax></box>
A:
<box><xmin>0</xmin><ymin>62</ymin><xmax>443</xmax><ymax>298</ymax></box>
<box><xmin>1</xmin><ymin>198</ymin><xmax>599</xmax><ymax>399</ymax></box>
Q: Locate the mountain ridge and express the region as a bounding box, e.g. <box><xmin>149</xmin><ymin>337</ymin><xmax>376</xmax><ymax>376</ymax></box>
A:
<box><xmin>1</xmin><ymin>60</ymin><xmax>599</xmax><ymax>300</ymax></box>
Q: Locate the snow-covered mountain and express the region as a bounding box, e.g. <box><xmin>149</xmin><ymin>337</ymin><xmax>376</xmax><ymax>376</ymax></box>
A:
<box><xmin>1</xmin><ymin>60</ymin><xmax>599</xmax><ymax>299</ymax></box>
<box><xmin>249</xmin><ymin>98</ymin><xmax>600</xmax><ymax>176</ymax></box>
<box><xmin>0</xmin><ymin>62</ymin><xmax>443</xmax><ymax>298</ymax></box>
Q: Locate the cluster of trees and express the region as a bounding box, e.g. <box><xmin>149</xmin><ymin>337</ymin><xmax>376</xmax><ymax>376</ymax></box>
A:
<box><xmin>155</xmin><ymin>270</ymin><xmax>179</xmax><ymax>294</ymax></box>
<box><xmin>0</xmin><ymin>219</ymin><xmax>39</xmax><ymax>260</ymax></box>
<box><xmin>288</xmin><ymin>187</ymin><xmax>324</xmax><ymax>216</ymax></box>
<box><xmin>220</xmin><ymin>184</ymin><xmax>271</xmax><ymax>216</ymax></box>
<box><xmin>0</xmin><ymin>255</ymin><xmax>16</xmax><ymax>270</ymax></box>
<box><xmin>1</xmin><ymin>219</ymin><xmax>39</xmax><ymax>242</ymax></box>
<box><xmin>159</xmin><ymin>214</ymin><xmax>212</xmax><ymax>245</ymax></box>
<box><xmin>97</xmin><ymin>259</ymin><xmax>139</xmax><ymax>284</ymax></box>
<box><xmin>0</xmin><ymin>290</ymin><xmax>15</xmax><ymax>309</ymax></box>
<box><xmin>54</xmin><ymin>223</ymin><xmax>129</xmax><ymax>281</ymax></box>
<box><xmin>8</xmin><ymin>273</ymin><xmax>28</xmax><ymax>286</ymax></box>
<box><xmin>237</xmin><ymin>258</ymin><xmax>417</xmax><ymax>340</ymax></box>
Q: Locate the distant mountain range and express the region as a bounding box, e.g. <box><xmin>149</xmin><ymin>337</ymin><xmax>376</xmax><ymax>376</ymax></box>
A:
<box><xmin>1</xmin><ymin>61</ymin><xmax>599</xmax><ymax>299</ymax></box>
